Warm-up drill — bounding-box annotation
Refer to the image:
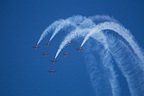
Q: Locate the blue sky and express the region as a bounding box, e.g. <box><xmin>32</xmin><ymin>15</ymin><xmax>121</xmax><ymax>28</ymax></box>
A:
<box><xmin>0</xmin><ymin>0</ymin><xmax>144</xmax><ymax>96</ymax></box>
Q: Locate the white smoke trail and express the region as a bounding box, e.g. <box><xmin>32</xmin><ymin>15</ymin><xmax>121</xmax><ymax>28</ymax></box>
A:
<box><xmin>54</xmin><ymin>17</ymin><xmax>97</xmax><ymax>58</ymax></box>
<box><xmin>54</xmin><ymin>15</ymin><xmax>117</xmax><ymax>58</ymax></box>
<box><xmin>85</xmin><ymin>49</ymin><xmax>113</xmax><ymax>96</ymax></box>
<box><xmin>52</xmin><ymin>18</ymin><xmax>121</xmax><ymax>96</ymax></box>
<box><xmin>37</xmin><ymin>19</ymin><xmax>64</xmax><ymax>45</ymax></box>
<box><xmin>84</xmin><ymin>37</ymin><xmax>120</xmax><ymax>96</ymax></box>
<box><xmin>89</xmin><ymin>15</ymin><xmax>118</xmax><ymax>23</ymax></box>
<box><xmin>88</xmin><ymin>26</ymin><xmax>144</xmax><ymax>96</ymax></box>
<box><xmin>49</xmin><ymin>15</ymin><xmax>85</xmax><ymax>42</ymax></box>
<box><xmin>101</xmin><ymin>49</ymin><xmax>120</xmax><ymax>96</ymax></box>
<box><xmin>91</xmin><ymin>32</ymin><xmax>121</xmax><ymax>96</ymax></box>
<box><xmin>53</xmin><ymin>20</ymin><xmax>121</xmax><ymax>96</ymax></box>
<box><xmin>54</xmin><ymin>27</ymin><xmax>90</xmax><ymax>58</ymax></box>
<box><xmin>81</xmin><ymin>22</ymin><xmax>144</xmax><ymax>65</ymax></box>
<box><xmin>49</xmin><ymin>19</ymin><xmax>75</xmax><ymax>42</ymax></box>
<box><xmin>37</xmin><ymin>15</ymin><xmax>117</xmax><ymax>45</ymax></box>
<box><xmin>105</xmin><ymin>33</ymin><xmax>144</xmax><ymax>96</ymax></box>
<box><xmin>54</xmin><ymin>20</ymin><xmax>144</xmax><ymax>95</ymax></box>
<box><xmin>86</xmin><ymin>28</ymin><xmax>144</xmax><ymax>96</ymax></box>
<box><xmin>36</xmin><ymin>15</ymin><xmax>144</xmax><ymax>96</ymax></box>
<box><xmin>54</xmin><ymin>27</ymin><xmax>107</xmax><ymax>59</ymax></box>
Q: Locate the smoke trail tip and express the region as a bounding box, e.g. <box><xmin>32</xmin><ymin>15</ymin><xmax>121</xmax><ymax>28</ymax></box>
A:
<box><xmin>49</xmin><ymin>39</ymin><xmax>51</xmax><ymax>42</ymax></box>
<box><xmin>54</xmin><ymin>56</ymin><xmax>57</xmax><ymax>59</ymax></box>
<box><xmin>80</xmin><ymin>43</ymin><xmax>84</xmax><ymax>48</ymax></box>
<box><xmin>36</xmin><ymin>42</ymin><xmax>39</xmax><ymax>46</ymax></box>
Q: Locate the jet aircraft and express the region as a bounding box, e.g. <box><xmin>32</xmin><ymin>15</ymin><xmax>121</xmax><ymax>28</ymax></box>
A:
<box><xmin>32</xmin><ymin>45</ymin><xmax>39</xmax><ymax>49</ymax></box>
<box><xmin>63</xmin><ymin>53</ymin><xmax>70</xmax><ymax>56</ymax></box>
<box><xmin>50</xmin><ymin>58</ymin><xmax>58</xmax><ymax>63</ymax></box>
<box><xmin>67</xmin><ymin>41</ymin><xmax>72</xmax><ymax>45</ymax></box>
<box><xmin>45</xmin><ymin>42</ymin><xmax>51</xmax><ymax>46</ymax></box>
<box><xmin>48</xmin><ymin>69</ymin><xmax>56</xmax><ymax>74</ymax></box>
<box><xmin>76</xmin><ymin>47</ymin><xmax>83</xmax><ymax>51</ymax></box>
<box><xmin>42</xmin><ymin>53</ymin><xmax>49</xmax><ymax>56</ymax></box>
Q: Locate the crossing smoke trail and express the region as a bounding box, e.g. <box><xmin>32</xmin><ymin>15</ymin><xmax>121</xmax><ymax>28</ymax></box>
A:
<box><xmin>49</xmin><ymin>15</ymin><xmax>117</xmax><ymax>42</ymax></box>
<box><xmin>37</xmin><ymin>15</ymin><xmax>85</xmax><ymax>45</ymax></box>
<box><xmin>80</xmin><ymin>22</ymin><xmax>144</xmax><ymax>65</ymax></box>
<box><xmin>37</xmin><ymin>15</ymin><xmax>117</xmax><ymax>45</ymax></box>
<box><xmin>37</xmin><ymin>15</ymin><xmax>144</xmax><ymax>96</ymax></box>
<box><xmin>37</xmin><ymin>19</ymin><xmax>63</xmax><ymax>45</ymax></box>
<box><xmin>53</xmin><ymin>16</ymin><xmax>117</xmax><ymax>58</ymax></box>
<box><xmin>49</xmin><ymin>15</ymin><xmax>85</xmax><ymax>42</ymax></box>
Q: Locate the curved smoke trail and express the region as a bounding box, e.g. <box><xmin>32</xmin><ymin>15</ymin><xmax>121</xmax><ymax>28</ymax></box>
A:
<box><xmin>37</xmin><ymin>15</ymin><xmax>85</xmax><ymax>45</ymax></box>
<box><xmin>37</xmin><ymin>19</ymin><xmax>63</xmax><ymax>45</ymax></box>
<box><xmin>54</xmin><ymin>15</ymin><xmax>117</xmax><ymax>58</ymax></box>
<box><xmin>49</xmin><ymin>15</ymin><xmax>85</xmax><ymax>42</ymax></box>
<box><xmin>80</xmin><ymin>22</ymin><xmax>144</xmax><ymax>65</ymax></box>
<box><xmin>36</xmin><ymin>15</ymin><xmax>144</xmax><ymax>96</ymax></box>
<box><xmin>105</xmin><ymin>32</ymin><xmax>144</xmax><ymax>96</ymax></box>
<box><xmin>84</xmin><ymin>38</ymin><xmax>120</xmax><ymax>96</ymax></box>
<box><xmin>37</xmin><ymin>15</ymin><xmax>117</xmax><ymax>45</ymax></box>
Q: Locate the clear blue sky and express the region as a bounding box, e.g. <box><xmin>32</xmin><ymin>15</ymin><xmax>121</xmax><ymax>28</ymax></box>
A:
<box><xmin>0</xmin><ymin>0</ymin><xmax>144</xmax><ymax>96</ymax></box>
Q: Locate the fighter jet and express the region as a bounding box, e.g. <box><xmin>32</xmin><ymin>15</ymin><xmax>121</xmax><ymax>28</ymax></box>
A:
<box><xmin>48</xmin><ymin>69</ymin><xmax>56</xmax><ymax>74</ymax></box>
<box><xmin>42</xmin><ymin>53</ymin><xmax>49</xmax><ymax>56</ymax></box>
<box><xmin>76</xmin><ymin>47</ymin><xmax>83</xmax><ymax>51</ymax></box>
<box><xmin>63</xmin><ymin>53</ymin><xmax>70</xmax><ymax>56</ymax></box>
<box><xmin>45</xmin><ymin>42</ymin><xmax>51</xmax><ymax>46</ymax></box>
<box><xmin>32</xmin><ymin>45</ymin><xmax>39</xmax><ymax>49</ymax></box>
<box><xmin>50</xmin><ymin>58</ymin><xmax>58</xmax><ymax>63</ymax></box>
<box><xmin>67</xmin><ymin>41</ymin><xmax>72</xmax><ymax>45</ymax></box>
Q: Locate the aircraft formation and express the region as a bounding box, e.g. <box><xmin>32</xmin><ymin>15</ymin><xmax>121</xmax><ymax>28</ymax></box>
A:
<box><xmin>32</xmin><ymin>41</ymin><xmax>82</xmax><ymax>74</ymax></box>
